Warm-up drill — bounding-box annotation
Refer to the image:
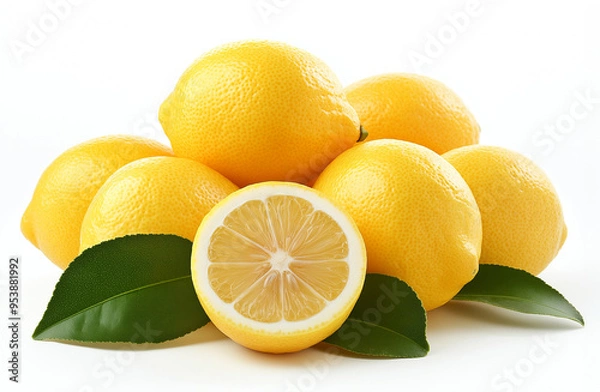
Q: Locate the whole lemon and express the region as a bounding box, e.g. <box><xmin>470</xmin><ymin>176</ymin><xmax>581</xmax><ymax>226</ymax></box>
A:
<box><xmin>345</xmin><ymin>73</ymin><xmax>479</xmax><ymax>154</ymax></box>
<box><xmin>80</xmin><ymin>156</ymin><xmax>238</xmax><ymax>252</ymax></box>
<box><xmin>21</xmin><ymin>135</ymin><xmax>173</xmax><ymax>269</ymax></box>
<box><xmin>443</xmin><ymin>145</ymin><xmax>567</xmax><ymax>275</ymax></box>
<box><xmin>313</xmin><ymin>139</ymin><xmax>482</xmax><ymax>310</ymax></box>
<box><xmin>159</xmin><ymin>40</ymin><xmax>363</xmax><ymax>187</ymax></box>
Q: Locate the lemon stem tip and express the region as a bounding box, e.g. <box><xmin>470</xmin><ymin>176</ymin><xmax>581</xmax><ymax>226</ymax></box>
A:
<box><xmin>357</xmin><ymin>125</ymin><xmax>368</xmax><ymax>142</ymax></box>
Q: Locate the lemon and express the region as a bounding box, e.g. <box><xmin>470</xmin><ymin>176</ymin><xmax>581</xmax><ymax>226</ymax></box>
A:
<box><xmin>313</xmin><ymin>139</ymin><xmax>482</xmax><ymax>310</ymax></box>
<box><xmin>21</xmin><ymin>135</ymin><xmax>173</xmax><ymax>269</ymax></box>
<box><xmin>345</xmin><ymin>73</ymin><xmax>479</xmax><ymax>154</ymax></box>
<box><xmin>191</xmin><ymin>182</ymin><xmax>367</xmax><ymax>353</ymax></box>
<box><xmin>443</xmin><ymin>145</ymin><xmax>567</xmax><ymax>275</ymax></box>
<box><xmin>80</xmin><ymin>156</ymin><xmax>238</xmax><ymax>251</ymax></box>
<box><xmin>159</xmin><ymin>40</ymin><xmax>363</xmax><ymax>187</ymax></box>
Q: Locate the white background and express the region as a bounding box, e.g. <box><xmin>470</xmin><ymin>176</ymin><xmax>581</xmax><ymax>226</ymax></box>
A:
<box><xmin>1</xmin><ymin>1</ymin><xmax>599</xmax><ymax>391</ymax></box>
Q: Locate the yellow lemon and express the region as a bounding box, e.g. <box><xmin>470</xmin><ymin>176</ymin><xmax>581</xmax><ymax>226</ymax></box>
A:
<box><xmin>21</xmin><ymin>135</ymin><xmax>173</xmax><ymax>269</ymax></box>
<box><xmin>345</xmin><ymin>73</ymin><xmax>479</xmax><ymax>154</ymax></box>
<box><xmin>80</xmin><ymin>156</ymin><xmax>238</xmax><ymax>251</ymax></box>
<box><xmin>191</xmin><ymin>182</ymin><xmax>367</xmax><ymax>353</ymax></box>
<box><xmin>443</xmin><ymin>145</ymin><xmax>567</xmax><ymax>275</ymax></box>
<box><xmin>313</xmin><ymin>139</ymin><xmax>482</xmax><ymax>310</ymax></box>
<box><xmin>159</xmin><ymin>40</ymin><xmax>363</xmax><ymax>187</ymax></box>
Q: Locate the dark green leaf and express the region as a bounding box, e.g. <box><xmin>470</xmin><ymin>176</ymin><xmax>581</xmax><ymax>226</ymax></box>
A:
<box><xmin>453</xmin><ymin>264</ymin><xmax>584</xmax><ymax>325</ymax></box>
<box><xmin>325</xmin><ymin>274</ymin><xmax>429</xmax><ymax>358</ymax></box>
<box><xmin>33</xmin><ymin>234</ymin><xmax>209</xmax><ymax>343</ymax></box>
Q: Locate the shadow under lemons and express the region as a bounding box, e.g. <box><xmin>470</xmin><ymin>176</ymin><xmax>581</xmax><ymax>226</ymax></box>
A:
<box><xmin>223</xmin><ymin>341</ymin><xmax>335</xmax><ymax>368</ymax></box>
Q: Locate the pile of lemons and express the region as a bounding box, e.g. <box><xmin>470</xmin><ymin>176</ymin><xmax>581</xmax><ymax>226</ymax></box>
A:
<box><xmin>22</xmin><ymin>40</ymin><xmax>567</xmax><ymax>354</ymax></box>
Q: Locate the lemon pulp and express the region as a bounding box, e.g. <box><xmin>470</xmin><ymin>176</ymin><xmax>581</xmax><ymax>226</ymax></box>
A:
<box><xmin>207</xmin><ymin>195</ymin><xmax>350</xmax><ymax>322</ymax></box>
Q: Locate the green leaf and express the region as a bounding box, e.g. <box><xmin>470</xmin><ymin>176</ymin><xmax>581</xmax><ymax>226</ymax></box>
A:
<box><xmin>453</xmin><ymin>264</ymin><xmax>584</xmax><ymax>326</ymax></box>
<box><xmin>33</xmin><ymin>234</ymin><xmax>209</xmax><ymax>343</ymax></box>
<box><xmin>324</xmin><ymin>274</ymin><xmax>429</xmax><ymax>358</ymax></box>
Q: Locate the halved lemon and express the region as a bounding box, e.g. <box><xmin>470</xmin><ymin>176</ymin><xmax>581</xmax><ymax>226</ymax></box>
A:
<box><xmin>191</xmin><ymin>182</ymin><xmax>367</xmax><ymax>353</ymax></box>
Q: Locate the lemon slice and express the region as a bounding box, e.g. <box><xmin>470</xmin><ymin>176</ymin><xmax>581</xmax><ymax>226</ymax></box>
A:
<box><xmin>191</xmin><ymin>182</ymin><xmax>366</xmax><ymax>353</ymax></box>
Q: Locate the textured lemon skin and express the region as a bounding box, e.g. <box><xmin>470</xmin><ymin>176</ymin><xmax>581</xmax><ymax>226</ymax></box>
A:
<box><xmin>443</xmin><ymin>145</ymin><xmax>567</xmax><ymax>275</ymax></box>
<box><xmin>194</xmin><ymin>290</ymin><xmax>360</xmax><ymax>354</ymax></box>
<box><xmin>197</xmin><ymin>312</ymin><xmax>348</xmax><ymax>354</ymax></box>
<box><xmin>80</xmin><ymin>156</ymin><xmax>238</xmax><ymax>251</ymax></box>
<box><xmin>191</xmin><ymin>182</ymin><xmax>367</xmax><ymax>353</ymax></box>
<box><xmin>345</xmin><ymin>73</ymin><xmax>480</xmax><ymax>154</ymax></box>
<box><xmin>159</xmin><ymin>40</ymin><xmax>361</xmax><ymax>187</ymax></box>
<box><xmin>21</xmin><ymin>136</ymin><xmax>173</xmax><ymax>269</ymax></box>
<box><xmin>314</xmin><ymin>140</ymin><xmax>482</xmax><ymax>310</ymax></box>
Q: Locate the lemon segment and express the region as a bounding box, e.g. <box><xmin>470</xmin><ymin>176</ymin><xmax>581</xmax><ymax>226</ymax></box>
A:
<box><xmin>192</xmin><ymin>182</ymin><xmax>367</xmax><ymax>353</ymax></box>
